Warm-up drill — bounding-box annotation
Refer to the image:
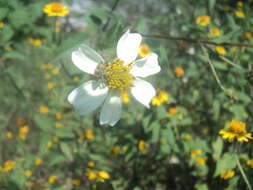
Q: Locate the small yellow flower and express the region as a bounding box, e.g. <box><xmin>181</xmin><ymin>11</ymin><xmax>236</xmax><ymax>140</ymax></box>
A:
<box><xmin>191</xmin><ymin>149</ymin><xmax>203</xmax><ymax>158</ymax></box>
<box><xmin>0</xmin><ymin>22</ymin><xmax>5</xmax><ymax>28</ymax></box>
<box><xmin>209</xmin><ymin>27</ymin><xmax>221</xmax><ymax>37</ymax></box>
<box><xmin>72</xmin><ymin>179</ymin><xmax>81</xmax><ymax>186</ymax></box>
<box><xmin>120</xmin><ymin>91</ymin><xmax>130</xmax><ymax>103</ymax></box>
<box><xmin>87</xmin><ymin>161</ymin><xmax>95</xmax><ymax>167</ymax></box>
<box><xmin>85</xmin><ymin>169</ymin><xmax>97</xmax><ymax>180</ymax></box>
<box><xmin>235</xmin><ymin>10</ymin><xmax>245</xmax><ymax>18</ymax></box>
<box><xmin>33</xmin><ymin>39</ymin><xmax>42</xmax><ymax>47</ymax></box>
<box><xmin>196</xmin><ymin>15</ymin><xmax>211</xmax><ymax>26</ymax></box>
<box><xmin>220</xmin><ymin>170</ymin><xmax>235</xmax><ymax>180</ymax></box>
<box><xmin>215</xmin><ymin>45</ymin><xmax>226</xmax><ymax>55</ymax></box>
<box><xmin>54</xmin><ymin>122</ymin><xmax>64</xmax><ymax>128</ymax></box>
<box><xmin>84</xmin><ymin>129</ymin><xmax>95</xmax><ymax>140</ymax></box>
<box><xmin>35</xmin><ymin>158</ymin><xmax>43</xmax><ymax>166</ymax></box>
<box><xmin>39</xmin><ymin>106</ymin><xmax>49</xmax><ymax>114</ymax></box>
<box><xmin>110</xmin><ymin>146</ymin><xmax>121</xmax><ymax>156</ymax></box>
<box><xmin>138</xmin><ymin>140</ymin><xmax>148</xmax><ymax>152</ymax></box>
<box><xmin>52</xmin><ymin>68</ymin><xmax>60</xmax><ymax>75</ymax></box>
<box><xmin>247</xmin><ymin>159</ymin><xmax>253</xmax><ymax>168</ymax></box>
<box><xmin>25</xmin><ymin>169</ymin><xmax>32</xmax><ymax>177</ymax></box>
<box><xmin>47</xmin><ymin>82</ymin><xmax>54</xmax><ymax>90</ymax></box>
<box><xmin>2</xmin><ymin>160</ymin><xmax>16</xmax><ymax>172</ymax></box>
<box><xmin>55</xmin><ymin>112</ymin><xmax>63</xmax><ymax>120</ymax></box>
<box><xmin>18</xmin><ymin>126</ymin><xmax>29</xmax><ymax>140</ymax></box>
<box><xmin>196</xmin><ymin>157</ymin><xmax>206</xmax><ymax>165</ymax></box>
<box><xmin>5</xmin><ymin>131</ymin><xmax>13</xmax><ymax>139</ymax></box>
<box><xmin>48</xmin><ymin>175</ymin><xmax>58</xmax><ymax>184</ymax></box>
<box><xmin>244</xmin><ymin>32</ymin><xmax>252</xmax><ymax>40</ymax></box>
<box><xmin>97</xmin><ymin>171</ymin><xmax>110</xmax><ymax>182</ymax></box>
<box><xmin>174</xmin><ymin>67</ymin><xmax>184</xmax><ymax>77</ymax></box>
<box><xmin>138</xmin><ymin>43</ymin><xmax>151</xmax><ymax>58</ymax></box>
<box><xmin>237</xmin><ymin>1</ymin><xmax>243</xmax><ymax>7</ymax></box>
<box><xmin>151</xmin><ymin>89</ymin><xmax>169</xmax><ymax>106</ymax></box>
<box><xmin>167</xmin><ymin>107</ymin><xmax>178</xmax><ymax>116</ymax></box>
<box><xmin>219</xmin><ymin>120</ymin><xmax>252</xmax><ymax>142</ymax></box>
<box><xmin>47</xmin><ymin>141</ymin><xmax>53</xmax><ymax>149</ymax></box>
<box><xmin>182</xmin><ymin>134</ymin><xmax>192</xmax><ymax>140</ymax></box>
<box><xmin>43</xmin><ymin>2</ymin><xmax>69</xmax><ymax>17</ymax></box>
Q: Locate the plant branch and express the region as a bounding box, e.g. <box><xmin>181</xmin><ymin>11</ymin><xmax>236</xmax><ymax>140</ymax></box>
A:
<box><xmin>102</xmin><ymin>0</ymin><xmax>120</xmax><ymax>31</ymax></box>
<box><xmin>142</xmin><ymin>33</ymin><xmax>253</xmax><ymax>48</ymax></box>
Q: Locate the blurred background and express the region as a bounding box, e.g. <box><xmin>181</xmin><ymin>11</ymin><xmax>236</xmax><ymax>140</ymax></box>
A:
<box><xmin>1</xmin><ymin>0</ymin><xmax>253</xmax><ymax>190</ymax></box>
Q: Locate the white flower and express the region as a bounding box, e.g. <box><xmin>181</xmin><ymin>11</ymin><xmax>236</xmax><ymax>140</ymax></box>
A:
<box><xmin>68</xmin><ymin>30</ymin><xmax>161</xmax><ymax>126</ymax></box>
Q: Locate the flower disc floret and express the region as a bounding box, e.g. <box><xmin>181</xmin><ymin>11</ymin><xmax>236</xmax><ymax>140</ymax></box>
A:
<box><xmin>102</xmin><ymin>59</ymin><xmax>135</xmax><ymax>91</ymax></box>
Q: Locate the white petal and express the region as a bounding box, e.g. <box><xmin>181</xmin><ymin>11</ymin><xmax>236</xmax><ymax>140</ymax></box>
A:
<box><xmin>99</xmin><ymin>94</ymin><xmax>122</xmax><ymax>126</ymax></box>
<box><xmin>117</xmin><ymin>29</ymin><xmax>142</xmax><ymax>63</ymax></box>
<box><xmin>130</xmin><ymin>79</ymin><xmax>156</xmax><ymax>108</ymax></box>
<box><xmin>130</xmin><ymin>53</ymin><xmax>160</xmax><ymax>77</ymax></box>
<box><xmin>72</xmin><ymin>44</ymin><xmax>104</xmax><ymax>75</ymax></box>
<box><xmin>68</xmin><ymin>80</ymin><xmax>108</xmax><ymax>115</ymax></box>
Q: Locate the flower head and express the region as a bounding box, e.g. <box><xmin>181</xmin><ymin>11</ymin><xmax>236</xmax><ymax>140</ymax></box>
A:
<box><xmin>2</xmin><ymin>160</ymin><xmax>16</xmax><ymax>172</ymax></box>
<box><xmin>220</xmin><ymin>170</ymin><xmax>235</xmax><ymax>180</ymax></box>
<box><xmin>196</xmin><ymin>15</ymin><xmax>211</xmax><ymax>26</ymax></box>
<box><xmin>174</xmin><ymin>67</ymin><xmax>184</xmax><ymax>77</ymax></box>
<box><xmin>247</xmin><ymin>159</ymin><xmax>253</xmax><ymax>168</ymax></box>
<box><xmin>138</xmin><ymin>43</ymin><xmax>151</xmax><ymax>58</ymax></box>
<box><xmin>151</xmin><ymin>89</ymin><xmax>169</xmax><ymax>106</ymax></box>
<box><xmin>219</xmin><ymin>120</ymin><xmax>252</xmax><ymax>142</ymax></box>
<box><xmin>209</xmin><ymin>27</ymin><xmax>221</xmax><ymax>37</ymax></box>
<box><xmin>215</xmin><ymin>46</ymin><xmax>226</xmax><ymax>55</ymax></box>
<box><xmin>43</xmin><ymin>2</ymin><xmax>69</xmax><ymax>17</ymax></box>
<box><xmin>235</xmin><ymin>10</ymin><xmax>245</xmax><ymax>18</ymax></box>
<box><xmin>68</xmin><ymin>30</ymin><xmax>160</xmax><ymax>126</ymax></box>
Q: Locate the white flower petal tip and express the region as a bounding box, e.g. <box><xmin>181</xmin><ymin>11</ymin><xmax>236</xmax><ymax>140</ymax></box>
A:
<box><xmin>68</xmin><ymin>80</ymin><xmax>108</xmax><ymax>115</ymax></box>
<box><xmin>131</xmin><ymin>79</ymin><xmax>156</xmax><ymax>108</ymax></box>
<box><xmin>117</xmin><ymin>29</ymin><xmax>142</xmax><ymax>63</ymax></box>
<box><xmin>99</xmin><ymin>95</ymin><xmax>122</xmax><ymax>126</ymax></box>
<box><xmin>130</xmin><ymin>53</ymin><xmax>161</xmax><ymax>77</ymax></box>
<box><xmin>71</xmin><ymin>44</ymin><xmax>104</xmax><ymax>75</ymax></box>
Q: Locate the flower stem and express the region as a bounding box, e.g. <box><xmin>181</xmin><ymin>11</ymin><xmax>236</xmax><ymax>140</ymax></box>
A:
<box><xmin>235</xmin><ymin>153</ymin><xmax>252</xmax><ymax>190</ymax></box>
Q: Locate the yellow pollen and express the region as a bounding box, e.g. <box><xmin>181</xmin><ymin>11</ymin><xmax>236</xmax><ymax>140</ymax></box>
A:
<box><xmin>229</xmin><ymin>120</ymin><xmax>246</xmax><ymax>133</ymax></box>
<box><xmin>103</xmin><ymin>59</ymin><xmax>135</xmax><ymax>91</ymax></box>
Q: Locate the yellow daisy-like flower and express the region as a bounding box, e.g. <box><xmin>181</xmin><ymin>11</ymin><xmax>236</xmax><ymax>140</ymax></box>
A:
<box><xmin>2</xmin><ymin>160</ymin><xmax>16</xmax><ymax>172</ymax></box>
<box><xmin>196</xmin><ymin>157</ymin><xmax>206</xmax><ymax>165</ymax></box>
<box><xmin>47</xmin><ymin>82</ymin><xmax>54</xmax><ymax>90</ymax></box>
<box><xmin>196</xmin><ymin>15</ymin><xmax>211</xmax><ymax>26</ymax></box>
<box><xmin>48</xmin><ymin>175</ymin><xmax>58</xmax><ymax>184</ymax></box>
<box><xmin>138</xmin><ymin>140</ymin><xmax>148</xmax><ymax>152</ymax></box>
<box><xmin>167</xmin><ymin>107</ymin><xmax>178</xmax><ymax>116</ymax></box>
<box><xmin>5</xmin><ymin>131</ymin><xmax>13</xmax><ymax>139</ymax></box>
<box><xmin>191</xmin><ymin>149</ymin><xmax>203</xmax><ymax>158</ymax></box>
<box><xmin>84</xmin><ymin>129</ymin><xmax>95</xmax><ymax>140</ymax></box>
<box><xmin>138</xmin><ymin>43</ymin><xmax>151</xmax><ymax>58</ymax></box>
<box><xmin>85</xmin><ymin>169</ymin><xmax>97</xmax><ymax>180</ymax></box>
<box><xmin>35</xmin><ymin>158</ymin><xmax>43</xmax><ymax>166</ymax></box>
<box><xmin>246</xmin><ymin>159</ymin><xmax>253</xmax><ymax>168</ymax></box>
<box><xmin>120</xmin><ymin>91</ymin><xmax>130</xmax><ymax>103</ymax></box>
<box><xmin>43</xmin><ymin>2</ymin><xmax>69</xmax><ymax>17</ymax></box>
<box><xmin>39</xmin><ymin>105</ymin><xmax>49</xmax><ymax>114</ymax></box>
<box><xmin>25</xmin><ymin>169</ymin><xmax>32</xmax><ymax>177</ymax></box>
<box><xmin>209</xmin><ymin>27</ymin><xmax>221</xmax><ymax>37</ymax></box>
<box><xmin>174</xmin><ymin>67</ymin><xmax>184</xmax><ymax>77</ymax></box>
<box><xmin>97</xmin><ymin>171</ymin><xmax>110</xmax><ymax>182</ymax></box>
<box><xmin>220</xmin><ymin>170</ymin><xmax>235</xmax><ymax>180</ymax></box>
<box><xmin>55</xmin><ymin>112</ymin><xmax>63</xmax><ymax>120</ymax></box>
<box><xmin>215</xmin><ymin>45</ymin><xmax>226</xmax><ymax>55</ymax></box>
<box><xmin>110</xmin><ymin>146</ymin><xmax>121</xmax><ymax>156</ymax></box>
<box><xmin>219</xmin><ymin>120</ymin><xmax>252</xmax><ymax>142</ymax></box>
<box><xmin>151</xmin><ymin>89</ymin><xmax>169</xmax><ymax>106</ymax></box>
<box><xmin>235</xmin><ymin>10</ymin><xmax>245</xmax><ymax>18</ymax></box>
<box><xmin>87</xmin><ymin>161</ymin><xmax>95</xmax><ymax>167</ymax></box>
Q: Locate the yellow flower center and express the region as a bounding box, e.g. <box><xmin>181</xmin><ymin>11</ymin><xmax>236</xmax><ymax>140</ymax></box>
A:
<box><xmin>97</xmin><ymin>59</ymin><xmax>135</xmax><ymax>91</ymax></box>
<box><xmin>51</xmin><ymin>3</ymin><xmax>65</xmax><ymax>13</ymax></box>
<box><xmin>229</xmin><ymin>120</ymin><xmax>246</xmax><ymax>133</ymax></box>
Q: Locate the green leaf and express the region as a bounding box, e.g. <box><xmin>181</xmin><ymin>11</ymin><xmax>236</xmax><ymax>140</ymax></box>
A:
<box><xmin>212</xmin><ymin>137</ymin><xmax>223</xmax><ymax>160</ymax></box>
<box><xmin>0</xmin><ymin>8</ymin><xmax>8</xmax><ymax>20</ymax></box>
<box><xmin>60</xmin><ymin>142</ymin><xmax>73</xmax><ymax>162</ymax></box>
<box><xmin>214</xmin><ymin>153</ymin><xmax>236</xmax><ymax>177</ymax></box>
<box><xmin>1</xmin><ymin>25</ymin><xmax>14</xmax><ymax>42</ymax></box>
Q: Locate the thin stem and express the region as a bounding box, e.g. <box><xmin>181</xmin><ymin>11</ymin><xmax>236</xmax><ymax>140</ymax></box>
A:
<box><xmin>235</xmin><ymin>153</ymin><xmax>252</xmax><ymax>190</ymax></box>
<box><xmin>219</xmin><ymin>56</ymin><xmax>245</xmax><ymax>71</ymax></box>
<box><xmin>200</xmin><ymin>45</ymin><xmax>226</xmax><ymax>91</ymax></box>
<box><xmin>142</xmin><ymin>33</ymin><xmax>253</xmax><ymax>48</ymax></box>
<box><xmin>102</xmin><ymin>0</ymin><xmax>120</xmax><ymax>31</ymax></box>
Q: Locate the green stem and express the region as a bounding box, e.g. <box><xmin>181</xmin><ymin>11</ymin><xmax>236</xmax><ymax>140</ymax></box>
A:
<box><xmin>235</xmin><ymin>153</ymin><xmax>252</xmax><ymax>190</ymax></box>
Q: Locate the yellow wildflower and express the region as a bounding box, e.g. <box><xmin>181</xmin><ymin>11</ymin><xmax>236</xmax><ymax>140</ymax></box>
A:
<box><xmin>138</xmin><ymin>43</ymin><xmax>151</xmax><ymax>58</ymax></box>
<box><xmin>48</xmin><ymin>175</ymin><xmax>58</xmax><ymax>184</ymax></box>
<box><xmin>110</xmin><ymin>146</ymin><xmax>121</xmax><ymax>156</ymax></box>
<box><xmin>215</xmin><ymin>45</ymin><xmax>226</xmax><ymax>55</ymax></box>
<box><xmin>55</xmin><ymin>112</ymin><xmax>63</xmax><ymax>119</ymax></box>
<box><xmin>87</xmin><ymin>161</ymin><xmax>95</xmax><ymax>167</ymax></box>
<box><xmin>5</xmin><ymin>131</ymin><xmax>13</xmax><ymax>139</ymax></box>
<box><xmin>84</xmin><ymin>129</ymin><xmax>95</xmax><ymax>140</ymax></box>
<box><xmin>47</xmin><ymin>141</ymin><xmax>53</xmax><ymax>149</ymax></box>
<box><xmin>47</xmin><ymin>82</ymin><xmax>54</xmax><ymax>90</ymax></box>
<box><xmin>35</xmin><ymin>158</ymin><xmax>43</xmax><ymax>166</ymax></box>
<box><xmin>39</xmin><ymin>106</ymin><xmax>49</xmax><ymax>114</ymax></box>
<box><xmin>19</xmin><ymin>126</ymin><xmax>29</xmax><ymax>140</ymax></box>
<box><xmin>220</xmin><ymin>170</ymin><xmax>235</xmax><ymax>180</ymax></box>
<box><xmin>247</xmin><ymin>160</ymin><xmax>253</xmax><ymax>168</ymax></box>
<box><xmin>25</xmin><ymin>169</ymin><xmax>32</xmax><ymax>177</ymax></box>
<box><xmin>151</xmin><ymin>89</ymin><xmax>169</xmax><ymax>106</ymax></box>
<box><xmin>85</xmin><ymin>169</ymin><xmax>97</xmax><ymax>180</ymax></box>
<box><xmin>43</xmin><ymin>2</ymin><xmax>69</xmax><ymax>17</ymax></box>
<box><xmin>182</xmin><ymin>134</ymin><xmax>192</xmax><ymax>140</ymax></box>
<box><xmin>138</xmin><ymin>140</ymin><xmax>148</xmax><ymax>152</ymax></box>
<box><xmin>219</xmin><ymin>120</ymin><xmax>252</xmax><ymax>142</ymax></box>
<box><xmin>244</xmin><ymin>32</ymin><xmax>252</xmax><ymax>40</ymax></box>
<box><xmin>167</xmin><ymin>107</ymin><xmax>178</xmax><ymax>116</ymax></box>
<box><xmin>97</xmin><ymin>171</ymin><xmax>110</xmax><ymax>182</ymax></box>
<box><xmin>120</xmin><ymin>91</ymin><xmax>130</xmax><ymax>103</ymax></box>
<box><xmin>196</xmin><ymin>157</ymin><xmax>206</xmax><ymax>165</ymax></box>
<box><xmin>0</xmin><ymin>22</ymin><xmax>5</xmax><ymax>28</ymax></box>
<box><xmin>2</xmin><ymin>160</ymin><xmax>16</xmax><ymax>172</ymax></box>
<box><xmin>174</xmin><ymin>67</ymin><xmax>184</xmax><ymax>77</ymax></box>
<box><xmin>52</xmin><ymin>68</ymin><xmax>60</xmax><ymax>75</ymax></box>
<box><xmin>235</xmin><ymin>10</ymin><xmax>245</xmax><ymax>18</ymax></box>
<box><xmin>196</xmin><ymin>15</ymin><xmax>211</xmax><ymax>26</ymax></box>
<box><xmin>209</xmin><ymin>27</ymin><xmax>221</xmax><ymax>37</ymax></box>
<box><xmin>33</xmin><ymin>39</ymin><xmax>42</xmax><ymax>47</ymax></box>
<box><xmin>191</xmin><ymin>149</ymin><xmax>203</xmax><ymax>158</ymax></box>
<box><xmin>72</xmin><ymin>179</ymin><xmax>81</xmax><ymax>186</ymax></box>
